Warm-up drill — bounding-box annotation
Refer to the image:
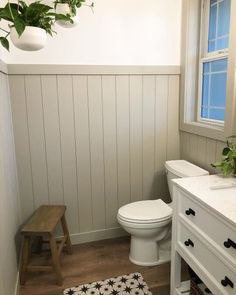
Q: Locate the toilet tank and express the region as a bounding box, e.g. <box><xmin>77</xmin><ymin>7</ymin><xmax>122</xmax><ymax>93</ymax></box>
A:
<box><xmin>165</xmin><ymin>160</ymin><xmax>209</xmax><ymax>200</ymax></box>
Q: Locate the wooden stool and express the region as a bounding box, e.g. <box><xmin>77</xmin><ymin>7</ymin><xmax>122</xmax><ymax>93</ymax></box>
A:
<box><xmin>20</xmin><ymin>205</ymin><xmax>72</xmax><ymax>285</ymax></box>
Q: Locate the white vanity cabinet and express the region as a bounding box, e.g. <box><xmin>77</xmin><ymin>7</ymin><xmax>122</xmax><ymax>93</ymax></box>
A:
<box><xmin>170</xmin><ymin>175</ymin><xmax>236</xmax><ymax>295</ymax></box>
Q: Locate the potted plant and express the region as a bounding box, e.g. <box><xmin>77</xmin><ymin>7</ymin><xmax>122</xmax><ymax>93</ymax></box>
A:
<box><xmin>211</xmin><ymin>135</ymin><xmax>236</xmax><ymax>177</ymax></box>
<box><xmin>54</xmin><ymin>0</ymin><xmax>94</xmax><ymax>28</ymax></box>
<box><xmin>0</xmin><ymin>1</ymin><xmax>72</xmax><ymax>51</ymax></box>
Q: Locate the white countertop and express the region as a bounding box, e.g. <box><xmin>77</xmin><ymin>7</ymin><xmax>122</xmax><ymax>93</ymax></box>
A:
<box><xmin>173</xmin><ymin>174</ymin><xmax>236</xmax><ymax>226</ymax></box>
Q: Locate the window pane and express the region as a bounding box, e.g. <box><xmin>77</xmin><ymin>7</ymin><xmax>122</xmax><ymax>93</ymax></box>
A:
<box><xmin>218</xmin><ymin>0</ymin><xmax>231</xmax><ymax>37</ymax></box>
<box><xmin>209</xmin><ymin>108</ymin><xmax>225</xmax><ymax>120</ymax></box>
<box><xmin>211</xmin><ymin>58</ymin><xmax>227</xmax><ymax>72</ymax></box>
<box><xmin>216</xmin><ymin>37</ymin><xmax>229</xmax><ymax>50</ymax></box>
<box><xmin>200</xmin><ymin>58</ymin><xmax>227</xmax><ymax>121</ymax></box>
<box><xmin>208</xmin><ymin>0</ymin><xmax>231</xmax><ymax>52</ymax></box>
<box><xmin>201</xmin><ymin>107</ymin><xmax>208</xmax><ymax>118</ymax></box>
<box><xmin>210</xmin><ymin>72</ymin><xmax>227</xmax><ymax>107</ymax></box>
<box><xmin>208</xmin><ymin>3</ymin><xmax>217</xmax><ymax>40</ymax></box>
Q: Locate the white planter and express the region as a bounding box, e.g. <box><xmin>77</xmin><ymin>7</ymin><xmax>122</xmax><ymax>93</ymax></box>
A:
<box><xmin>10</xmin><ymin>26</ymin><xmax>47</xmax><ymax>51</ymax></box>
<box><xmin>55</xmin><ymin>3</ymin><xmax>79</xmax><ymax>28</ymax></box>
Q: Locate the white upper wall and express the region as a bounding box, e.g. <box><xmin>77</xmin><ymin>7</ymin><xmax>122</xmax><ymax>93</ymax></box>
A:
<box><xmin>3</xmin><ymin>0</ymin><xmax>182</xmax><ymax>65</ymax></box>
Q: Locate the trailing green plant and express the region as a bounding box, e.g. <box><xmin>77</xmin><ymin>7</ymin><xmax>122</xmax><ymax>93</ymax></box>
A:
<box><xmin>211</xmin><ymin>135</ymin><xmax>236</xmax><ymax>177</ymax></box>
<box><xmin>0</xmin><ymin>1</ymin><xmax>72</xmax><ymax>51</ymax></box>
<box><xmin>54</xmin><ymin>0</ymin><xmax>94</xmax><ymax>17</ymax></box>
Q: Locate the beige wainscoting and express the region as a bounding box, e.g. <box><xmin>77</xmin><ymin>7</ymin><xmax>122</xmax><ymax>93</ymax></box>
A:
<box><xmin>0</xmin><ymin>69</ymin><xmax>21</xmax><ymax>295</ymax></box>
<box><xmin>180</xmin><ymin>131</ymin><xmax>225</xmax><ymax>173</ymax></box>
<box><xmin>9</xmin><ymin>65</ymin><xmax>180</xmax><ymax>243</ymax></box>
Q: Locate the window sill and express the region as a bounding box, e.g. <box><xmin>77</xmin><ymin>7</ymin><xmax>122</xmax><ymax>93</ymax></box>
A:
<box><xmin>180</xmin><ymin>121</ymin><xmax>225</xmax><ymax>141</ymax></box>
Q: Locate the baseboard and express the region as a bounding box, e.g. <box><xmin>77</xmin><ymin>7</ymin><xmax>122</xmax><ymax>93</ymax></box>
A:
<box><xmin>69</xmin><ymin>227</ymin><xmax>128</xmax><ymax>245</ymax></box>
<box><xmin>14</xmin><ymin>272</ymin><xmax>20</xmax><ymax>295</ymax></box>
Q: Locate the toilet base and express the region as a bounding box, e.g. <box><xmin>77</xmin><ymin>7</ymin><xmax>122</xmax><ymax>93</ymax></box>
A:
<box><xmin>129</xmin><ymin>236</ymin><xmax>171</xmax><ymax>266</ymax></box>
<box><xmin>129</xmin><ymin>247</ymin><xmax>170</xmax><ymax>266</ymax></box>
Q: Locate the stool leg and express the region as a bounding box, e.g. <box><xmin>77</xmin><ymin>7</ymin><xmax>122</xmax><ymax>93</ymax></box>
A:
<box><xmin>50</xmin><ymin>235</ymin><xmax>63</xmax><ymax>285</ymax></box>
<box><xmin>20</xmin><ymin>236</ymin><xmax>30</xmax><ymax>285</ymax></box>
<box><xmin>61</xmin><ymin>214</ymin><xmax>73</xmax><ymax>254</ymax></box>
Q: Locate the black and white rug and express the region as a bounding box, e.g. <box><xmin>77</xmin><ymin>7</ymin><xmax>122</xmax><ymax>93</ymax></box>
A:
<box><xmin>64</xmin><ymin>272</ymin><xmax>153</xmax><ymax>295</ymax></box>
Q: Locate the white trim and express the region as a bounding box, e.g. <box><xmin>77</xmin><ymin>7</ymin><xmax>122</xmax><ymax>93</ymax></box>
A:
<box><xmin>60</xmin><ymin>227</ymin><xmax>128</xmax><ymax>245</ymax></box>
<box><xmin>0</xmin><ymin>59</ymin><xmax>8</xmax><ymax>74</ymax></box>
<box><xmin>6</xmin><ymin>64</ymin><xmax>180</xmax><ymax>75</ymax></box>
<box><xmin>14</xmin><ymin>272</ymin><xmax>19</xmax><ymax>295</ymax></box>
<box><xmin>180</xmin><ymin>121</ymin><xmax>225</xmax><ymax>141</ymax></box>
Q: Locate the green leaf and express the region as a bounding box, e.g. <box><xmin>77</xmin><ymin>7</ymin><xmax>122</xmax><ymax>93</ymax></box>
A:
<box><xmin>222</xmin><ymin>147</ymin><xmax>231</xmax><ymax>156</ymax></box>
<box><xmin>211</xmin><ymin>161</ymin><xmax>223</xmax><ymax>168</ymax></box>
<box><xmin>0</xmin><ymin>5</ymin><xmax>18</xmax><ymax>22</ymax></box>
<box><xmin>0</xmin><ymin>37</ymin><xmax>9</xmax><ymax>51</ymax></box>
<box><xmin>55</xmin><ymin>13</ymin><xmax>73</xmax><ymax>22</ymax></box>
<box><xmin>14</xmin><ymin>16</ymin><xmax>26</xmax><ymax>36</ymax></box>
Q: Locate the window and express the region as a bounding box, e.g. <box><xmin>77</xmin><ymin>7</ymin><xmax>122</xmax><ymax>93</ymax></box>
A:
<box><xmin>198</xmin><ymin>0</ymin><xmax>231</xmax><ymax>124</ymax></box>
<box><xmin>180</xmin><ymin>0</ymin><xmax>236</xmax><ymax>140</ymax></box>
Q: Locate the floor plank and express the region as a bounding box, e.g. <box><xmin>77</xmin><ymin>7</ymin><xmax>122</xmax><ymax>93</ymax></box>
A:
<box><xmin>20</xmin><ymin>236</ymin><xmax>189</xmax><ymax>295</ymax></box>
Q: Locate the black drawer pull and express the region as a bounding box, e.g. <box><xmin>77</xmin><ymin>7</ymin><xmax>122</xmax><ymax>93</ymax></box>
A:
<box><xmin>184</xmin><ymin>239</ymin><xmax>194</xmax><ymax>247</ymax></box>
<box><xmin>224</xmin><ymin>239</ymin><xmax>236</xmax><ymax>249</ymax></box>
<box><xmin>221</xmin><ymin>276</ymin><xmax>234</xmax><ymax>288</ymax></box>
<box><xmin>185</xmin><ymin>208</ymin><xmax>195</xmax><ymax>216</ymax></box>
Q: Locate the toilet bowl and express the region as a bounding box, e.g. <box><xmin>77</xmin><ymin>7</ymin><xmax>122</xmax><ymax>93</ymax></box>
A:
<box><xmin>117</xmin><ymin>199</ymin><xmax>172</xmax><ymax>266</ymax></box>
<box><xmin>117</xmin><ymin>160</ymin><xmax>209</xmax><ymax>266</ymax></box>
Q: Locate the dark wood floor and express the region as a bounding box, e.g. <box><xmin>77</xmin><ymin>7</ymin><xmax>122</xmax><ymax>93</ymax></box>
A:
<box><xmin>20</xmin><ymin>236</ymin><xmax>189</xmax><ymax>295</ymax></box>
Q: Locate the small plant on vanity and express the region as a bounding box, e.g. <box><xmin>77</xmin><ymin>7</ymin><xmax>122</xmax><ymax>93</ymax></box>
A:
<box><xmin>0</xmin><ymin>1</ymin><xmax>72</xmax><ymax>51</ymax></box>
<box><xmin>211</xmin><ymin>135</ymin><xmax>236</xmax><ymax>177</ymax></box>
<box><xmin>54</xmin><ymin>0</ymin><xmax>94</xmax><ymax>27</ymax></box>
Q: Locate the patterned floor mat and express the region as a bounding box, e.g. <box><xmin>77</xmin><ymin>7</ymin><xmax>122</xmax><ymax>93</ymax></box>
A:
<box><xmin>63</xmin><ymin>272</ymin><xmax>153</xmax><ymax>295</ymax></box>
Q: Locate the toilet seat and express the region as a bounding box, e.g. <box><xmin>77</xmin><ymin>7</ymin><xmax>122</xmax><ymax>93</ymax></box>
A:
<box><xmin>118</xmin><ymin>199</ymin><xmax>172</xmax><ymax>224</ymax></box>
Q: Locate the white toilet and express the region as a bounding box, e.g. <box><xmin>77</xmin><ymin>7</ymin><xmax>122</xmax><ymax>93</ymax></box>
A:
<box><xmin>117</xmin><ymin>160</ymin><xmax>209</xmax><ymax>266</ymax></box>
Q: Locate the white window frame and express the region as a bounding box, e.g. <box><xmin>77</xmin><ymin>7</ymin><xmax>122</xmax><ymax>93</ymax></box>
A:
<box><xmin>197</xmin><ymin>0</ymin><xmax>229</xmax><ymax>126</ymax></box>
<box><xmin>180</xmin><ymin>0</ymin><xmax>236</xmax><ymax>141</ymax></box>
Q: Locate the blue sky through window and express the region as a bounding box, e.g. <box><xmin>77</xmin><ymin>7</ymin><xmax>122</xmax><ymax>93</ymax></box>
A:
<box><xmin>201</xmin><ymin>58</ymin><xmax>227</xmax><ymax>121</ymax></box>
<box><xmin>208</xmin><ymin>0</ymin><xmax>231</xmax><ymax>52</ymax></box>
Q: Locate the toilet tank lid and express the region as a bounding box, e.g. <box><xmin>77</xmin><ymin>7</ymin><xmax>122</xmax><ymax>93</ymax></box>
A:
<box><xmin>165</xmin><ymin>160</ymin><xmax>209</xmax><ymax>178</ymax></box>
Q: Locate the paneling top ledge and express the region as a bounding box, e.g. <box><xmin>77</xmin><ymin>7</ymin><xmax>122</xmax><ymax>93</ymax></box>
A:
<box><xmin>0</xmin><ymin>59</ymin><xmax>8</xmax><ymax>74</ymax></box>
<box><xmin>7</xmin><ymin>64</ymin><xmax>180</xmax><ymax>75</ymax></box>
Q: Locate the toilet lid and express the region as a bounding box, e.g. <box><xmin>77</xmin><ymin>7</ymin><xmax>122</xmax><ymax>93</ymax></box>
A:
<box><xmin>118</xmin><ymin>199</ymin><xmax>172</xmax><ymax>223</ymax></box>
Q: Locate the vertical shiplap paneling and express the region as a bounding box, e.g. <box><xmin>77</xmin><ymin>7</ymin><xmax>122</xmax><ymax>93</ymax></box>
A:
<box><xmin>167</xmin><ymin>75</ymin><xmax>180</xmax><ymax>160</ymax></box>
<box><xmin>9</xmin><ymin>75</ymin><xmax>34</xmax><ymax>221</ymax></box>
<box><xmin>73</xmin><ymin>76</ymin><xmax>93</xmax><ymax>232</ymax></box>
<box><xmin>206</xmin><ymin>138</ymin><xmax>217</xmax><ymax>173</ymax></box>
<box><xmin>10</xmin><ymin>71</ymin><xmax>182</xmax><ymax>240</ymax></box>
<box><xmin>116</xmin><ymin>76</ymin><xmax>131</xmax><ymax>207</ymax></box>
<box><xmin>0</xmin><ymin>72</ymin><xmax>21</xmax><ymax>295</ymax></box>
<box><xmin>188</xmin><ymin>133</ymin><xmax>199</xmax><ymax>165</ymax></box>
<box><xmin>216</xmin><ymin>140</ymin><xmax>226</xmax><ymax>161</ymax></box>
<box><xmin>41</xmin><ymin>75</ymin><xmax>64</xmax><ymax>205</ymax></box>
<box><xmin>180</xmin><ymin>131</ymin><xmax>190</xmax><ymax>161</ymax></box>
<box><xmin>129</xmin><ymin>76</ymin><xmax>143</xmax><ymax>202</ymax></box>
<box><xmin>1</xmin><ymin>73</ymin><xmax>20</xmax><ymax>227</ymax></box>
<box><xmin>57</xmin><ymin>75</ymin><xmax>79</xmax><ymax>234</ymax></box>
<box><xmin>155</xmin><ymin>76</ymin><xmax>169</xmax><ymax>198</ymax></box>
<box><xmin>142</xmin><ymin>76</ymin><xmax>156</xmax><ymax>200</ymax></box>
<box><xmin>180</xmin><ymin>131</ymin><xmax>225</xmax><ymax>174</ymax></box>
<box><xmin>25</xmin><ymin>75</ymin><xmax>49</xmax><ymax>208</ymax></box>
<box><xmin>196</xmin><ymin>136</ymin><xmax>207</xmax><ymax>168</ymax></box>
<box><xmin>102</xmin><ymin>76</ymin><xmax>118</xmax><ymax>228</ymax></box>
<box><xmin>87</xmin><ymin>76</ymin><xmax>106</xmax><ymax>230</ymax></box>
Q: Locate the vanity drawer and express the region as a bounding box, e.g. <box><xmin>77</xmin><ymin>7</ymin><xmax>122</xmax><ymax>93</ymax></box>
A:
<box><xmin>178</xmin><ymin>222</ymin><xmax>236</xmax><ymax>295</ymax></box>
<box><xmin>179</xmin><ymin>189</ymin><xmax>236</xmax><ymax>263</ymax></box>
